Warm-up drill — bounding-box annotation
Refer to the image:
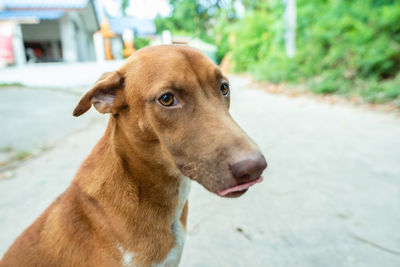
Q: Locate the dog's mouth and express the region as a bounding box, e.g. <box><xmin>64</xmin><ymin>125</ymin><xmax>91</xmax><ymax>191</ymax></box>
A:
<box><xmin>178</xmin><ymin>163</ymin><xmax>264</xmax><ymax>198</ymax></box>
<box><xmin>218</xmin><ymin>176</ymin><xmax>263</xmax><ymax>197</ymax></box>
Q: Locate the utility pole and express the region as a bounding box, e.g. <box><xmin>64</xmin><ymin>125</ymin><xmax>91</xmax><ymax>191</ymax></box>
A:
<box><xmin>283</xmin><ymin>0</ymin><xmax>296</xmax><ymax>58</ymax></box>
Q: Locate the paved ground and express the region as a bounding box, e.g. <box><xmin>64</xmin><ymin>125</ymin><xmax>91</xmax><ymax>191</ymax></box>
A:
<box><xmin>0</xmin><ymin>74</ymin><xmax>399</xmax><ymax>266</ymax></box>
<box><xmin>0</xmin><ymin>88</ymin><xmax>86</xmax><ymax>152</ymax></box>
<box><xmin>0</xmin><ymin>61</ymin><xmax>123</xmax><ymax>88</ymax></box>
<box><xmin>0</xmin><ymin>60</ymin><xmax>122</xmax><ymax>166</ymax></box>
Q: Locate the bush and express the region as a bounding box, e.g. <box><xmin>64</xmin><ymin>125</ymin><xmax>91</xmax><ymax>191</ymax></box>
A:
<box><xmin>361</xmin><ymin>73</ymin><xmax>400</xmax><ymax>104</ymax></box>
<box><xmin>222</xmin><ymin>0</ymin><xmax>400</xmax><ymax>105</ymax></box>
<box><xmin>134</xmin><ymin>36</ymin><xmax>150</xmax><ymax>50</ymax></box>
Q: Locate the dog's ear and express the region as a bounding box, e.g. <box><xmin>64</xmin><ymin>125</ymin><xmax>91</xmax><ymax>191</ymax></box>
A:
<box><xmin>73</xmin><ymin>71</ymin><xmax>125</xmax><ymax>116</ymax></box>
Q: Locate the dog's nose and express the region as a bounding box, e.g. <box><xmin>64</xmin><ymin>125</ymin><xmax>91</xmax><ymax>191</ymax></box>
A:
<box><xmin>229</xmin><ymin>153</ymin><xmax>267</xmax><ymax>182</ymax></box>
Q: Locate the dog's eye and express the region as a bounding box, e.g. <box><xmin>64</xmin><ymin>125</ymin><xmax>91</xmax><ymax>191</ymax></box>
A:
<box><xmin>158</xmin><ymin>93</ymin><xmax>176</xmax><ymax>106</ymax></box>
<box><xmin>220</xmin><ymin>83</ymin><xmax>229</xmax><ymax>96</ymax></box>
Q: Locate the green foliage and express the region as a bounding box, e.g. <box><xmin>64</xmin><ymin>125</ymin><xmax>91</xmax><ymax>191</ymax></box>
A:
<box><xmin>0</xmin><ymin>82</ymin><xmax>23</xmax><ymax>87</ymax></box>
<box><xmin>134</xmin><ymin>36</ymin><xmax>150</xmax><ymax>50</ymax></box>
<box><xmin>231</xmin><ymin>5</ymin><xmax>285</xmax><ymax>72</ymax></box>
<box><xmin>155</xmin><ymin>0</ymin><xmax>238</xmax><ymax>44</ymax></box>
<box><xmin>0</xmin><ymin>146</ymin><xmax>13</xmax><ymax>153</ymax></box>
<box><xmin>121</xmin><ymin>0</ymin><xmax>129</xmax><ymax>16</ymax></box>
<box><xmin>214</xmin><ymin>8</ymin><xmax>239</xmax><ymax>62</ymax></box>
<box><xmin>360</xmin><ymin>73</ymin><xmax>400</xmax><ymax>104</ymax></box>
<box><xmin>14</xmin><ymin>151</ymin><xmax>32</xmax><ymax>161</ymax></box>
<box><xmin>223</xmin><ymin>0</ymin><xmax>400</xmax><ymax>105</ymax></box>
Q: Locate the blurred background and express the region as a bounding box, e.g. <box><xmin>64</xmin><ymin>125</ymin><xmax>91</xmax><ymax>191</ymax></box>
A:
<box><xmin>0</xmin><ymin>0</ymin><xmax>399</xmax><ymax>106</ymax></box>
<box><xmin>0</xmin><ymin>0</ymin><xmax>399</xmax><ymax>266</ymax></box>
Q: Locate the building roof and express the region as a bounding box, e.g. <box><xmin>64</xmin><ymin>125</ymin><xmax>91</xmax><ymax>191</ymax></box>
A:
<box><xmin>0</xmin><ymin>0</ymin><xmax>89</xmax><ymax>10</ymax></box>
<box><xmin>0</xmin><ymin>0</ymin><xmax>97</xmax><ymax>24</ymax></box>
<box><xmin>109</xmin><ymin>17</ymin><xmax>155</xmax><ymax>36</ymax></box>
<box><xmin>0</xmin><ymin>10</ymin><xmax>64</xmax><ymax>20</ymax></box>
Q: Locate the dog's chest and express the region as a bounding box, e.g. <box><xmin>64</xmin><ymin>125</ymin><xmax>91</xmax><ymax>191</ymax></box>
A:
<box><xmin>153</xmin><ymin>176</ymin><xmax>191</xmax><ymax>267</ymax></box>
<box><xmin>118</xmin><ymin>177</ymin><xmax>191</xmax><ymax>267</ymax></box>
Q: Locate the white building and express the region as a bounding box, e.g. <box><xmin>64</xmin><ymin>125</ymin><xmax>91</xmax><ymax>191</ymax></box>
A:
<box><xmin>0</xmin><ymin>0</ymin><xmax>99</xmax><ymax>65</ymax></box>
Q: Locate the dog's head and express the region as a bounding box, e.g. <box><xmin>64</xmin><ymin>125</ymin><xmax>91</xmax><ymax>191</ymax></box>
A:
<box><xmin>73</xmin><ymin>45</ymin><xmax>266</xmax><ymax>197</ymax></box>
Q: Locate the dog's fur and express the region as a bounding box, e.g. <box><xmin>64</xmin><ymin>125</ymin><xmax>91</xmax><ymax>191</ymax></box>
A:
<box><xmin>0</xmin><ymin>45</ymin><xmax>266</xmax><ymax>267</ymax></box>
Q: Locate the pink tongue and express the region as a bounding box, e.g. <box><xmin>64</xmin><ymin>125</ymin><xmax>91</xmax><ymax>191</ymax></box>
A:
<box><xmin>218</xmin><ymin>177</ymin><xmax>263</xmax><ymax>196</ymax></box>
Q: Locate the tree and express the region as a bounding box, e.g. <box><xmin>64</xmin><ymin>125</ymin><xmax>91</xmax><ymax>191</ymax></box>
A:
<box><xmin>155</xmin><ymin>0</ymin><xmax>238</xmax><ymax>43</ymax></box>
<box><xmin>121</xmin><ymin>0</ymin><xmax>129</xmax><ymax>16</ymax></box>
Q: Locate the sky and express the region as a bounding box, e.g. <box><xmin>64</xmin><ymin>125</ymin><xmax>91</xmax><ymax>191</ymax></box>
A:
<box><xmin>102</xmin><ymin>0</ymin><xmax>171</xmax><ymax>19</ymax></box>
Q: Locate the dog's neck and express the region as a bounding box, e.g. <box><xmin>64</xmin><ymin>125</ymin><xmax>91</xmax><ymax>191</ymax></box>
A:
<box><xmin>78</xmin><ymin>118</ymin><xmax>181</xmax><ymax>203</ymax></box>
<box><xmin>73</xmin><ymin>118</ymin><xmax>188</xmax><ymax>264</ymax></box>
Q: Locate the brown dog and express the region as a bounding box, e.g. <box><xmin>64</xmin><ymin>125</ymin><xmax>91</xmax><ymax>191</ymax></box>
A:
<box><xmin>0</xmin><ymin>45</ymin><xmax>267</xmax><ymax>267</ymax></box>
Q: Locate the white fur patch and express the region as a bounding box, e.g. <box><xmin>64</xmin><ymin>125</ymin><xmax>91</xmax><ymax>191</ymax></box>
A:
<box><xmin>175</xmin><ymin>176</ymin><xmax>191</xmax><ymax>221</ymax></box>
<box><xmin>117</xmin><ymin>244</ymin><xmax>135</xmax><ymax>267</ymax></box>
<box><xmin>153</xmin><ymin>176</ymin><xmax>191</xmax><ymax>267</ymax></box>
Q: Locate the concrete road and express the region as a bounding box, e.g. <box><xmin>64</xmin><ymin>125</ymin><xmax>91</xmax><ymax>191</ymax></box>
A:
<box><xmin>0</xmin><ymin>76</ymin><xmax>399</xmax><ymax>266</ymax></box>
<box><xmin>0</xmin><ymin>88</ymin><xmax>88</xmax><ymax>152</ymax></box>
<box><xmin>0</xmin><ymin>87</ymin><xmax>101</xmax><ymax>168</ymax></box>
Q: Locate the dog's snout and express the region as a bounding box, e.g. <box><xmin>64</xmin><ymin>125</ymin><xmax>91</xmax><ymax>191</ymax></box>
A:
<box><xmin>229</xmin><ymin>153</ymin><xmax>267</xmax><ymax>182</ymax></box>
